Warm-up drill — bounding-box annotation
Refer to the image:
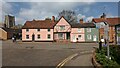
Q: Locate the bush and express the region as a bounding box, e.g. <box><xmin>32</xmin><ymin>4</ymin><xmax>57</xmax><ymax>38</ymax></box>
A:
<box><xmin>96</xmin><ymin>46</ymin><xmax>120</xmax><ymax>68</ymax></box>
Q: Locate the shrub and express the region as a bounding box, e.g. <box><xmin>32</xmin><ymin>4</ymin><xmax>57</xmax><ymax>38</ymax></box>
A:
<box><xmin>96</xmin><ymin>46</ymin><xmax>120</xmax><ymax>68</ymax></box>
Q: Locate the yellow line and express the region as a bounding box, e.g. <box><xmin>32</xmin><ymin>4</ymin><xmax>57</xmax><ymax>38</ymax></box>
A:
<box><xmin>56</xmin><ymin>53</ymin><xmax>78</xmax><ymax>68</ymax></box>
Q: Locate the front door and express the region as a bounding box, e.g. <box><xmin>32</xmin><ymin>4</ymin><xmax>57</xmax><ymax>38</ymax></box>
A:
<box><xmin>32</xmin><ymin>34</ymin><xmax>35</xmax><ymax>41</ymax></box>
<box><xmin>72</xmin><ymin>35</ymin><xmax>76</xmax><ymax>42</ymax></box>
<box><xmin>93</xmin><ymin>35</ymin><xmax>97</xmax><ymax>41</ymax></box>
<box><xmin>66</xmin><ymin>32</ymin><xmax>70</xmax><ymax>40</ymax></box>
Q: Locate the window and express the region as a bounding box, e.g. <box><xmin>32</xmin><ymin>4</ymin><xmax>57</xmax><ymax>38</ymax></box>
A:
<box><xmin>48</xmin><ymin>29</ymin><xmax>50</xmax><ymax>32</ymax></box>
<box><xmin>78</xmin><ymin>28</ymin><xmax>81</xmax><ymax>32</ymax></box>
<box><xmin>37</xmin><ymin>34</ymin><xmax>40</xmax><ymax>39</ymax></box>
<box><xmin>87</xmin><ymin>28</ymin><xmax>91</xmax><ymax>32</ymax></box>
<box><xmin>78</xmin><ymin>35</ymin><xmax>82</xmax><ymax>39</ymax></box>
<box><xmin>26</xmin><ymin>35</ymin><xmax>29</xmax><ymax>39</ymax></box>
<box><xmin>87</xmin><ymin>34</ymin><xmax>91</xmax><ymax>40</ymax></box>
<box><xmin>58</xmin><ymin>33</ymin><xmax>63</xmax><ymax>39</ymax></box>
<box><xmin>60</xmin><ymin>26</ymin><xmax>65</xmax><ymax>30</ymax></box>
<box><xmin>37</xmin><ymin>29</ymin><xmax>40</xmax><ymax>31</ymax></box>
<box><xmin>47</xmin><ymin>34</ymin><xmax>51</xmax><ymax>39</ymax></box>
<box><xmin>26</xmin><ymin>29</ymin><xmax>29</xmax><ymax>32</ymax></box>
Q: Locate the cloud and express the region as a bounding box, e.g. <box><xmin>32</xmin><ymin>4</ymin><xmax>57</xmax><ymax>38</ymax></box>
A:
<box><xmin>3</xmin><ymin>0</ymin><xmax>120</xmax><ymax>2</ymax></box>
<box><xmin>13</xmin><ymin>2</ymin><xmax>95</xmax><ymax>24</ymax></box>
<box><xmin>77</xmin><ymin>14</ymin><xmax>86</xmax><ymax>19</ymax></box>
<box><xmin>1</xmin><ymin>1</ymin><xmax>13</xmax><ymax>22</ymax></box>
<box><xmin>86</xmin><ymin>16</ymin><xmax>94</xmax><ymax>22</ymax></box>
<box><xmin>4</xmin><ymin>0</ymin><xmax>96</xmax><ymax>2</ymax></box>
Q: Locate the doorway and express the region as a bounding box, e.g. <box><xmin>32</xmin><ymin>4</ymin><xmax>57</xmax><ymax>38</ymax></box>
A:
<box><xmin>32</xmin><ymin>34</ymin><xmax>35</xmax><ymax>41</ymax></box>
<box><xmin>66</xmin><ymin>32</ymin><xmax>70</xmax><ymax>40</ymax></box>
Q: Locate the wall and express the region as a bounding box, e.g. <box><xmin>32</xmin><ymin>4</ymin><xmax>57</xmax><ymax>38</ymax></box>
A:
<box><xmin>0</xmin><ymin>28</ymin><xmax>7</xmax><ymax>40</ymax></box>
<box><xmin>85</xmin><ymin>28</ymin><xmax>99</xmax><ymax>42</ymax></box>
<box><xmin>22</xmin><ymin>29</ymin><xmax>53</xmax><ymax>41</ymax></box>
<box><xmin>70</xmin><ymin>28</ymin><xmax>85</xmax><ymax>42</ymax></box>
<box><xmin>54</xmin><ymin>17</ymin><xmax>71</xmax><ymax>32</ymax></box>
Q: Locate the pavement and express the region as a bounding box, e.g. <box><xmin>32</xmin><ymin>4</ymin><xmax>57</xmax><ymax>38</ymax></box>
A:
<box><xmin>2</xmin><ymin>40</ymin><xmax>98</xmax><ymax>67</ymax></box>
<box><xmin>64</xmin><ymin>51</ymin><xmax>94</xmax><ymax>67</ymax></box>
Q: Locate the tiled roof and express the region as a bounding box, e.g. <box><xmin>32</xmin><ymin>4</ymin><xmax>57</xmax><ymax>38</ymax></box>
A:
<box><xmin>71</xmin><ymin>23</ymin><xmax>95</xmax><ymax>28</ymax></box>
<box><xmin>92</xmin><ymin>18</ymin><xmax>120</xmax><ymax>26</ymax></box>
<box><xmin>1</xmin><ymin>27</ymin><xmax>22</xmax><ymax>33</ymax></box>
<box><xmin>22</xmin><ymin>20</ymin><xmax>57</xmax><ymax>29</ymax></box>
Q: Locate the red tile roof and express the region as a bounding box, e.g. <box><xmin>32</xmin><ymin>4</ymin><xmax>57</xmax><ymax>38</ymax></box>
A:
<box><xmin>92</xmin><ymin>18</ymin><xmax>120</xmax><ymax>26</ymax></box>
<box><xmin>22</xmin><ymin>20</ymin><xmax>57</xmax><ymax>29</ymax></box>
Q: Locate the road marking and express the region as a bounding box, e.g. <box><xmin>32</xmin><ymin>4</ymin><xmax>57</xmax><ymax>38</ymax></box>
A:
<box><xmin>56</xmin><ymin>50</ymin><xmax>94</xmax><ymax>68</ymax></box>
<box><xmin>56</xmin><ymin>53</ymin><xmax>78</xmax><ymax>68</ymax></box>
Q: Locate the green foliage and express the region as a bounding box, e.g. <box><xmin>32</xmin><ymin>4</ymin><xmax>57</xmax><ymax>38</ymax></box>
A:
<box><xmin>96</xmin><ymin>46</ymin><xmax>120</xmax><ymax>68</ymax></box>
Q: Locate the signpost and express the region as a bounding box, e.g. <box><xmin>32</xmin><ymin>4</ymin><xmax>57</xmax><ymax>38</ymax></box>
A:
<box><xmin>94</xmin><ymin>22</ymin><xmax>110</xmax><ymax>59</ymax></box>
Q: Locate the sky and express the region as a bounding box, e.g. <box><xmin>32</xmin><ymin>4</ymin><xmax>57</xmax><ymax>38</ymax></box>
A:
<box><xmin>0</xmin><ymin>0</ymin><xmax>119</xmax><ymax>25</ymax></box>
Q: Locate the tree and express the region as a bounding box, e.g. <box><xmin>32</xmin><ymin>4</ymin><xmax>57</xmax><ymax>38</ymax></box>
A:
<box><xmin>58</xmin><ymin>10</ymin><xmax>78</xmax><ymax>24</ymax></box>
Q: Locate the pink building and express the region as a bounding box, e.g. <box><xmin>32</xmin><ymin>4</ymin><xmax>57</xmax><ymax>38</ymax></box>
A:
<box><xmin>54</xmin><ymin>16</ymin><xmax>71</xmax><ymax>41</ymax></box>
<box><xmin>22</xmin><ymin>17</ymin><xmax>56</xmax><ymax>42</ymax></box>
<box><xmin>22</xmin><ymin>16</ymin><xmax>85</xmax><ymax>42</ymax></box>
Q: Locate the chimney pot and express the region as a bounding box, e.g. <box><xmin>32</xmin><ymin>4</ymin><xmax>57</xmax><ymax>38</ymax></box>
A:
<box><xmin>52</xmin><ymin>16</ymin><xmax>55</xmax><ymax>23</ymax></box>
<box><xmin>80</xmin><ymin>18</ymin><xmax>83</xmax><ymax>24</ymax></box>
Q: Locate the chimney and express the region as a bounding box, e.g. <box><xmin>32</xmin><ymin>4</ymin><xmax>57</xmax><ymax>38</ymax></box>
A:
<box><xmin>52</xmin><ymin>16</ymin><xmax>55</xmax><ymax>23</ymax></box>
<box><xmin>80</xmin><ymin>18</ymin><xmax>84</xmax><ymax>24</ymax></box>
<box><xmin>100</xmin><ymin>13</ymin><xmax>106</xmax><ymax>19</ymax></box>
<box><xmin>33</xmin><ymin>19</ymin><xmax>35</xmax><ymax>21</ymax></box>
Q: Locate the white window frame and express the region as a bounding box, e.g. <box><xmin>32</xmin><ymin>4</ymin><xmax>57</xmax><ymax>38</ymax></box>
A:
<box><xmin>37</xmin><ymin>34</ymin><xmax>40</xmax><ymax>39</ymax></box>
<box><xmin>48</xmin><ymin>29</ymin><xmax>50</xmax><ymax>32</ymax></box>
<box><xmin>87</xmin><ymin>28</ymin><xmax>91</xmax><ymax>32</ymax></box>
<box><xmin>26</xmin><ymin>29</ymin><xmax>29</xmax><ymax>32</ymax></box>
<box><xmin>78</xmin><ymin>28</ymin><xmax>81</xmax><ymax>32</ymax></box>
<box><xmin>47</xmin><ymin>34</ymin><xmax>51</xmax><ymax>39</ymax></box>
<box><xmin>60</xmin><ymin>26</ymin><xmax>65</xmax><ymax>31</ymax></box>
<box><xmin>87</xmin><ymin>34</ymin><xmax>91</xmax><ymax>40</ymax></box>
<box><xmin>26</xmin><ymin>35</ymin><xmax>29</xmax><ymax>39</ymax></box>
<box><xmin>37</xmin><ymin>29</ymin><xmax>40</xmax><ymax>31</ymax></box>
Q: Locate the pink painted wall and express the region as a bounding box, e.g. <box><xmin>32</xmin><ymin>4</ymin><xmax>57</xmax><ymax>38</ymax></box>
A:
<box><xmin>54</xmin><ymin>33</ymin><xmax>66</xmax><ymax>40</ymax></box>
<box><xmin>71</xmin><ymin>28</ymin><xmax>85</xmax><ymax>42</ymax></box>
<box><xmin>54</xmin><ymin>17</ymin><xmax>71</xmax><ymax>32</ymax></box>
<box><xmin>22</xmin><ymin>29</ymin><xmax>53</xmax><ymax>41</ymax></box>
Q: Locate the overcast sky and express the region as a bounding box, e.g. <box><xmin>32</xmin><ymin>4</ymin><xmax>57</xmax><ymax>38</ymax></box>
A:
<box><xmin>0</xmin><ymin>0</ymin><xmax>119</xmax><ymax>25</ymax></box>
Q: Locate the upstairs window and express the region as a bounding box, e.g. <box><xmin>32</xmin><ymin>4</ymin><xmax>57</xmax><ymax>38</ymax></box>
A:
<box><xmin>78</xmin><ymin>28</ymin><xmax>81</xmax><ymax>32</ymax></box>
<box><xmin>48</xmin><ymin>29</ymin><xmax>50</xmax><ymax>32</ymax></box>
<box><xmin>37</xmin><ymin>29</ymin><xmax>40</xmax><ymax>31</ymax></box>
<box><xmin>87</xmin><ymin>28</ymin><xmax>91</xmax><ymax>32</ymax></box>
<box><xmin>26</xmin><ymin>29</ymin><xmax>29</xmax><ymax>32</ymax></box>
<box><xmin>60</xmin><ymin>26</ymin><xmax>65</xmax><ymax>30</ymax></box>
